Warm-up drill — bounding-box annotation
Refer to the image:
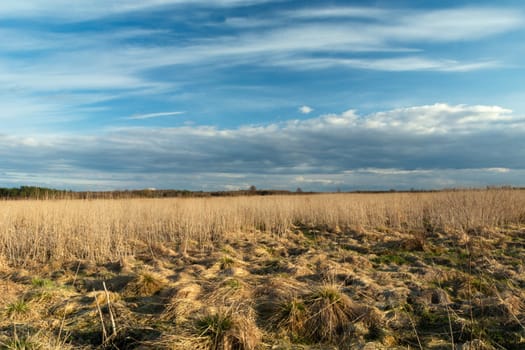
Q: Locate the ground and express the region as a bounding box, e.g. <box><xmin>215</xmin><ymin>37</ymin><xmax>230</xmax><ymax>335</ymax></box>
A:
<box><xmin>1</xmin><ymin>223</ymin><xmax>524</xmax><ymax>349</ymax></box>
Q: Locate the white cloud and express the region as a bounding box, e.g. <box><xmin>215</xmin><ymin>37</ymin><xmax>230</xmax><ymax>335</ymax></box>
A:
<box><xmin>299</xmin><ymin>105</ymin><xmax>313</xmax><ymax>114</ymax></box>
<box><xmin>127</xmin><ymin>111</ymin><xmax>186</xmax><ymax>120</ymax></box>
<box><xmin>116</xmin><ymin>7</ymin><xmax>521</xmax><ymax>71</ymax></box>
<box><xmin>287</xmin><ymin>7</ymin><xmax>389</xmax><ymax>20</ymax></box>
<box><xmin>271</xmin><ymin>56</ymin><xmax>500</xmax><ymax>72</ymax></box>
<box><xmin>0</xmin><ymin>0</ymin><xmax>280</xmax><ymax>20</ymax></box>
<box><xmin>0</xmin><ymin>4</ymin><xmax>522</xmax><ymax>137</ymax></box>
<box><xmin>295</xmin><ymin>175</ymin><xmax>341</xmax><ymax>185</ymax></box>
<box><xmin>202</xmin><ymin>7</ymin><xmax>524</xmax><ymax>59</ymax></box>
<box><xmin>0</xmin><ymin>4</ymin><xmax>518</xmax><ymax>119</ymax></box>
<box><xmin>393</xmin><ymin>7</ymin><xmax>524</xmax><ymax>42</ymax></box>
<box><xmin>355</xmin><ymin>168</ymin><xmax>433</xmax><ymax>175</ymax></box>
<box><xmin>485</xmin><ymin>168</ymin><xmax>511</xmax><ymax>173</ymax></box>
<box><xmin>2</xmin><ymin>103</ymin><xmax>524</xmax><ymax>190</ymax></box>
<box><xmin>362</xmin><ymin>103</ymin><xmax>516</xmax><ymax>133</ymax></box>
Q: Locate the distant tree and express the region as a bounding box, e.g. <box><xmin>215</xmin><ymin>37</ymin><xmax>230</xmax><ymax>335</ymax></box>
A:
<box><xmin>296</xmin><ymin>187</ymin><xmax>303</xmax><ymax>193</ymax></box>
<box><xmin>249</xmin><ymin>185</ymin><xmax>257</xmax><ymax>191</ymax></box>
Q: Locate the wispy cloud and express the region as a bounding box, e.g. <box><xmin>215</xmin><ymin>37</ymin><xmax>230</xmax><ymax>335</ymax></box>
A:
<box><xmin>1</xmin><ymin>2</ymin><xmax>524</xmax><ymax>185</ymax></box>
<box><xmin>0</xmin><ymin>4</ymin><xmax>520</xmax><ymax>119</ymax></box>
<box><xmin>0</xmin><ymin>0</ymin><xmax>280</xmax><ymax>20</ymax></box>
<box><xmin>285</xmin><ymin>6</ymin><xmax>390</xmax><ymax>20</ymax></box>
<box><xmin>272</xmin><ymin>56</ymin><xmax>501</xmax><ymax>72</ymax></box>
<box><xmin>393</xmin><ymin>7</ymin><xmax>524</xmax><ymax>42</ymax></box>
<box><xmin>127</xmin><ymin>111</ymin><xmax>186</xmax><ymax>120</ymax></box>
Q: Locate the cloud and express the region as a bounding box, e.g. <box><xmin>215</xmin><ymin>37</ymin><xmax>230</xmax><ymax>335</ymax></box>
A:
<box><xmin>2</xmin><ymin>103</ymin><xmax>525</xmax><ymax>190</ymax></box>
<box><xmin>3</xmin><ymin>5</ymin><xmax>518</xmax><ymax>79</ymax></box>
<box><xmin>199</xmin><ymin>7</ymin><xmax>524</xmax><ymax>57</ymax></box>
<box><xmin>0</xmin><ymin>4</ymin><xmax>523</xmax><ymax>150</ymax></box>
<box><xmin>0</xmin><ymin>0</ymin><xmax>280</xmax><ymax>20</ymax></box>
<box><xmin>295</xmin><ymin>175</ymin><xmax>342</xmax><ymax>185</ymax></box>
<box><xmin>286</xmin><ymin>6</ymin><xmax>390</xmax><ymax>20</ymax></box>
<box><xmin>393</xmin><ymin>7</ymin><xmax>524</xmax><ymax>42</ymax></box>
<box><xmin>299</xmin><ymin>105</ymin><xmax>313</xmax><ymax>114</ymax></box>
<box><xmin>352</xmin><ymin>168</ymin><xmax>433</xmax><ymax>176</ymax></box>
<box><xmin>271</xmin><ymin>56</ymin><xmax>500</xmax><ymax>72</ymax></box>
<box><xmin>0</xmin><ymin>3</ymin><xmax>520</xmax><ymax>126</ymax></box>
<box><xmin>485</xmin><ymin>167</ymin><xmax>511</xmax><ymax>173</ymax></box>
<box><xmin>127</xmin><ymin>111</ymin><xmax>186</xmax><ymax>120</ymax></box>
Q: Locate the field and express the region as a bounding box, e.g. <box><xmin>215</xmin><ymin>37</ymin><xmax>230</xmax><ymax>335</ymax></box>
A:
<box><xmin>1</xmin><ymin>190</ymin><xmax>524</xmax><ymax>349</ymax></box>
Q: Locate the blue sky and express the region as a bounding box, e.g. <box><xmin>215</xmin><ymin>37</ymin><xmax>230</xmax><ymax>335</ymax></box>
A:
<box><xmin>1</xmin><ymin>0</ymin><xmax>525</xmax><ymax>191</ymax></box>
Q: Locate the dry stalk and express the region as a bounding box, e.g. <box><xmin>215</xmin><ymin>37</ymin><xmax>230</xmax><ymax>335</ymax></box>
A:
<box><xmin>103</xmin><ymin>281</ymin><xmax>118</xmax><ymax>339</ymax></box>
<box><xmin>0</xmin><ymin>189</ymin><xmax>524</xmax><ymax>265</ymax></box>
<box><xmin>94</xmin><ymin>289</ymin><xmax>108</xmax><ymax>343</ymax></box>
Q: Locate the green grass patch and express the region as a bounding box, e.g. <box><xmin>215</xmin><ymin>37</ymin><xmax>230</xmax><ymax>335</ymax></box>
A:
<box><xmin>372</xmin><ymin>251</ymin><xmax>415</xmax><ymax>265</ymax></box>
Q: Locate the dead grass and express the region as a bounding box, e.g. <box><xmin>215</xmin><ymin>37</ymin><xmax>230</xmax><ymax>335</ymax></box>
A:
<box><xmin>162</xmin><ymin>282</ymin><xmax>203</xmax><ymax>323</ymax></box>
<box><xmin>124</xmin><ymin>271</ymin><xmax>167</xmax><ymax>297</ymax></box>
<box><xmin>0</xmin><ymin>326</ymin><xmax>74</xmax><ymax>350</ymax></box>
<box><xmin>0</xmin><ymin>189</ymin><xmax>524</xmax><ymax>349</ymax></box>
<box><xmin>193</xmin><ymin>307</ymin><xmax>261</xmax><ymax>350</ymax></box>
<box><xmin>0</xmin><ymin>189</ymin><xmax>524</xmax><ymax>266</ymax></box>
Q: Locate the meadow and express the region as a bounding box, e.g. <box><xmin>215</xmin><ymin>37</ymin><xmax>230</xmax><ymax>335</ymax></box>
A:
<box><xmin>0</xmin><ymin>190</ymin><xmax>524</xmax><ymax>349</ymax></box>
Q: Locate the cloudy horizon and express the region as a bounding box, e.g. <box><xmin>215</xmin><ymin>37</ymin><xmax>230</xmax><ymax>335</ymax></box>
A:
<box><xmin>2</xmin><ymin>0</ymin><xmax>525</xmax><ymax>191</ymax></box>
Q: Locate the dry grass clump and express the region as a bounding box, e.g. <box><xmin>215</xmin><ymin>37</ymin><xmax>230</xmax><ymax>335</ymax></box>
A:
<box><xmin>89</xmin><ymin>290</ymin><xmax>121</xmax><ymax>307</ymax></box>
<box><xmin>191</xmin><ymin>307</ymin><xmax>261</xmax><ymax>350</ymax></box>
<box><xmin>0</xmin><ymin>327</ymin><xmax>74</xmax><ymax>350</ymax></box>
<box><xmin>266</xmin><ymin>284</ymin><xmax>383</xmax><ymax>345</ymax></box>
<box><xmin>271</xmin><ymin>297</ymin><xmax>307</xmax><ymax>339</ymax></box>
<box><xmin>206</xmin><ymin>278</ymin><xmax>252</xmax><ymax>307</ymax></box>
<box><xmin>303</xmin><ymin>285</ymin><xmax>382</xmax><ymax>343</ymax></box>
<box><xmin>253</xmin><ymin>277</ymin><xmax>306</xmax><ymax>301</ymax></box>
<box><xmin>124</xmin><ymin>271</ymin><xmax>167</xmax><ymax>297</ymax></box>
<box><xmin>162</xmin><ymin>282</ymin><xmax>203</xmax><ymax>323</ymax></box>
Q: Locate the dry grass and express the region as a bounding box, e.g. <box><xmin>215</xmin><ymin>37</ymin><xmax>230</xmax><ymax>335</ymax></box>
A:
<box><xmin>303</xmin><ymin>285</ymin><xmax>382</xmax><ymax>343</ymax></box>
<box><xmin>193</xmin><ymin>306</ymin><xmax>262</xmax><ymax>350</ymax></box>
<box><xmin>0</xmin><ymin>189</ymin><xmax>524</xmax><ymax>349</ymax></box>
<box><xmin>268</xmin><ymin>284</ymin><xmax>383</xmax><ymax>344</ymax></box>
<box><xmin>0</xmin><ymin>189</ymin><xmax>524</xmax><ymax>266</ymax></box>
<box><xmin>124</xmin><ymin>271</ymin><xmax>167</xmax><ymax>297</ymax></box>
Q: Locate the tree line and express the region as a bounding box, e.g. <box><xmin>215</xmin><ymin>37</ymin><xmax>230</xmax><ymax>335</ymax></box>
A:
<box><xmin>0</xmin><ymin>186</ymin><xmax>71</xmax><ymax>199</ymax></box>
<box><xmin>2</xmin><ymin>185</ymin><xmax>518</xmax><ymax>200</ymax></box>
<box><xmin>0</xmin><ymin>186</ymin><xmax>308</xmax><ymax>200</ymax></box>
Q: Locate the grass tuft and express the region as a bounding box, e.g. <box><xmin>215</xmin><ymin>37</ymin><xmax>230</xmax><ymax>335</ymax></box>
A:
<box><xmin>272</xmin><ymin>298</ymin><xmax>307</xmax><ymax>339</ymax></box>
<box><xmin>302</xmin><ymin>285</ymin><xmax>355</xmax><ymax>343</ymax></box>
<box><xmin>194</xmin><ymin>308</ymin><xmax>261</xmax><ymax>350</ymax></box>
<box><xmin>5</xmin><ymin>299</ymin><xmax>30</xmax><ymax>320</ymax></box>
<box><xmin>219</xmin><ymin>256</ymin><xmax>236</xmax><ymax>270</ymax></box>
<box><xmin>125</xmin><ymin>271</ymin><xmax>166</xmax><ymax>297</ymax></box>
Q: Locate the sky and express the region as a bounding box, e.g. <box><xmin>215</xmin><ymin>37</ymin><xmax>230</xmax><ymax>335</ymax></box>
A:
<box><xmin>1</xmin><ymin>0</ymin><xmax>525</xmax><ymax>191</ymax></box>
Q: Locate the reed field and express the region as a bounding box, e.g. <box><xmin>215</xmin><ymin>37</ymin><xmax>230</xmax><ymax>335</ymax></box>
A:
<box><xmin>1</xmin><ymin>189</ymin><xmax>524</xmax><ymax>349</ymax></box>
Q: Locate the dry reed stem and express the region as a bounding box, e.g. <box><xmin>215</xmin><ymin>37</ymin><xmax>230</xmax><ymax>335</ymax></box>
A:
<box><xmin>0</xmin><ymin>189</ymin><xmax>523</xmax><ymax>266</ymax></box>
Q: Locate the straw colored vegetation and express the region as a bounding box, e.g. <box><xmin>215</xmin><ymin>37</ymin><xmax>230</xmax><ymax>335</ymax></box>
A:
<box><xmin>0</xmin><ymin>189</ymin><xmax>524</xmax><ymax>349</ymax></box>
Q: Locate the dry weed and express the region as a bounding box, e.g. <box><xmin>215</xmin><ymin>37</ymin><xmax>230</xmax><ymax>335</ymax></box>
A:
<box><xmin>124</xmin><ymin>271</ymin><xmax>167</xmax><ymax>297</ymax></box>
<box><xmin>193</xmin><ymin>306</ymin><xmax>261</xmax><ymax>350</ymax></box>
<box><xmin>0</xmin><ymin>189</ymin><xmax>523</xmax><ymax>265</ymax></box>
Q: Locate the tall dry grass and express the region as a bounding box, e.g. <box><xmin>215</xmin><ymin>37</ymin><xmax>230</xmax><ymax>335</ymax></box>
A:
<box><xmin>0</xmin><ymin>189</ymin><xmax>524</xmax><ymax>266</ymax></box>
